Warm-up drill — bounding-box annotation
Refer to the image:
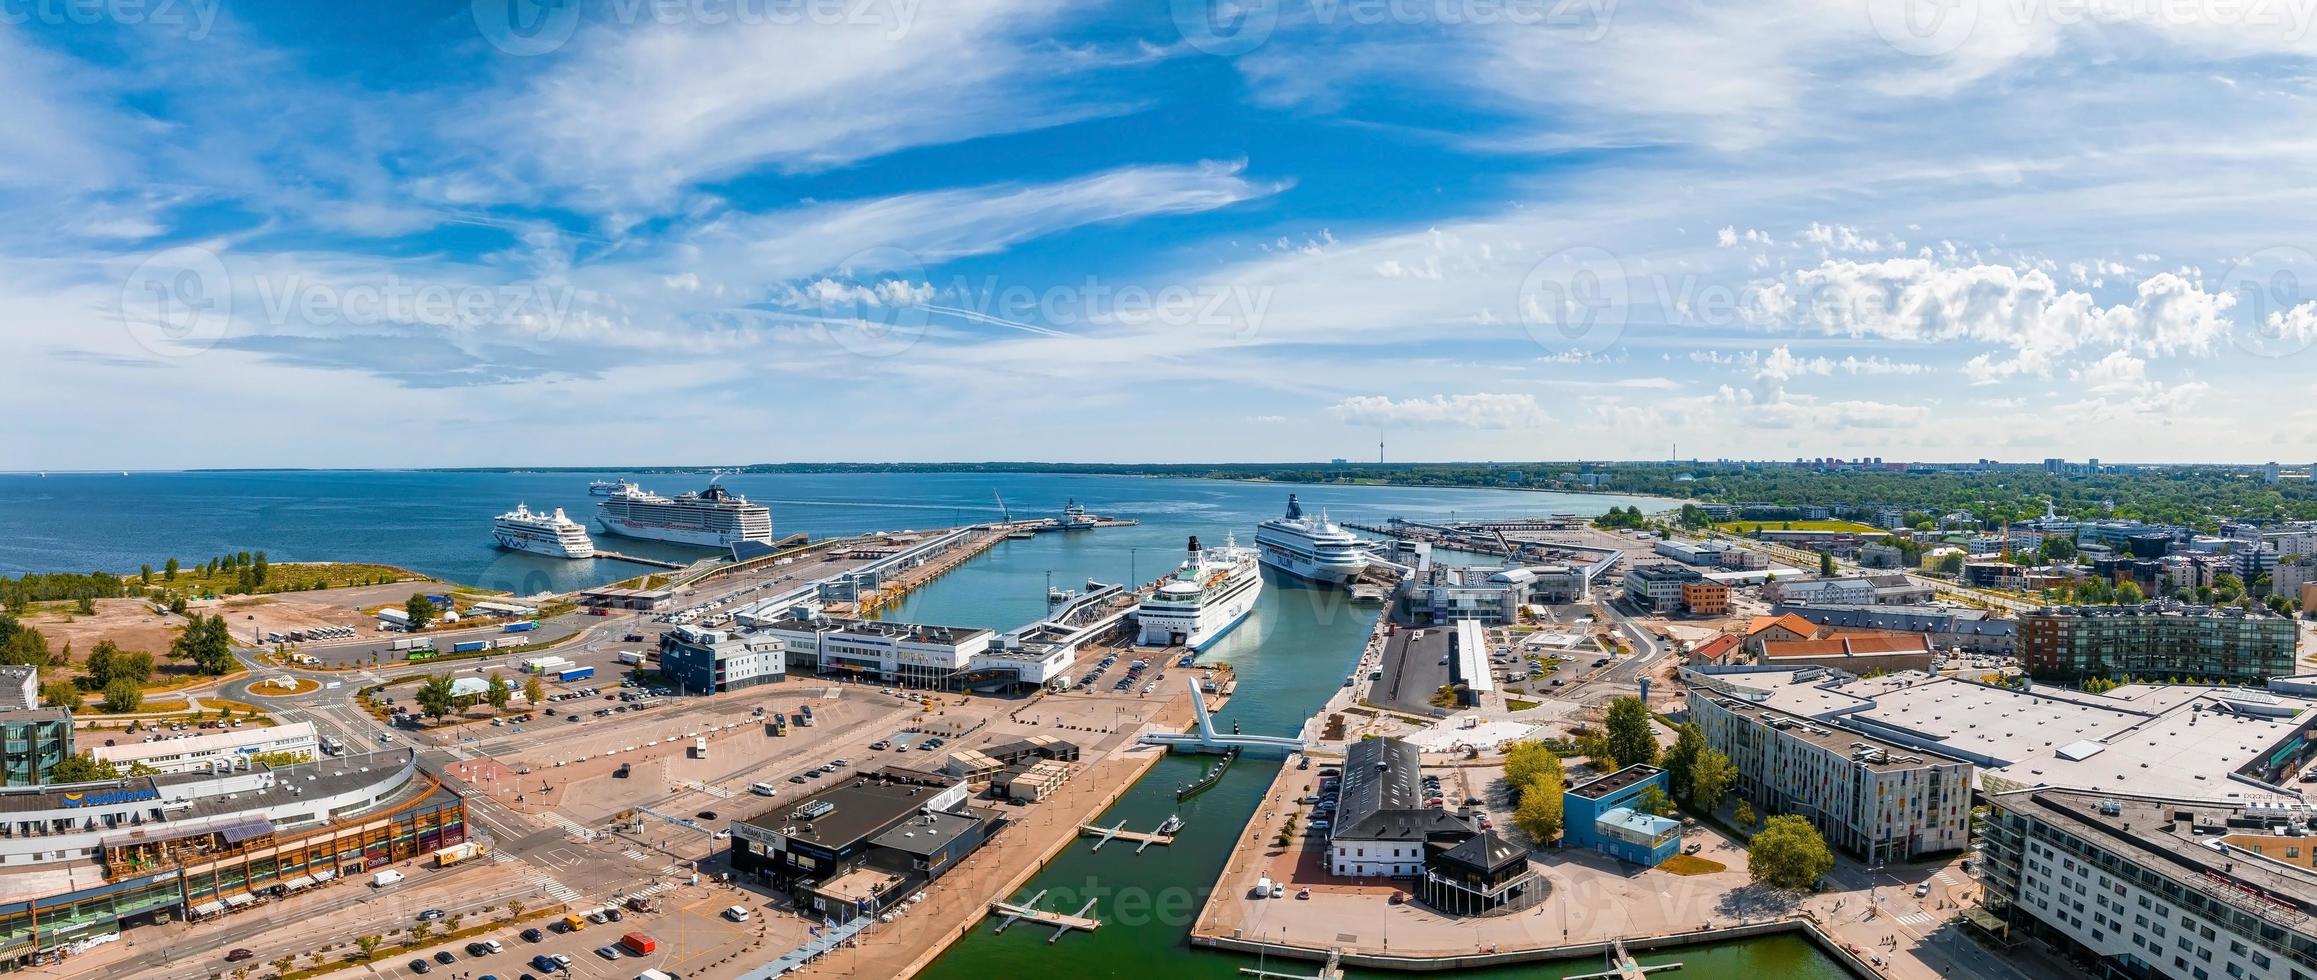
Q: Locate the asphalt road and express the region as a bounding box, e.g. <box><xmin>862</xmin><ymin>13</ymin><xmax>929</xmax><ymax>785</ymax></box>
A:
<box><xmin>1368</xmin><ymin>626</ymin><xmax>1451</xmax><ymax>715</ymax></box>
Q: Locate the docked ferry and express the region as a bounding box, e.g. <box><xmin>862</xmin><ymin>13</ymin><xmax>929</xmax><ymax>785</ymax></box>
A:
<box><xmin>594</xmin><ymin>480</ymin><xmax>773</xmax><ymax>548</ymax></box>
<box><xmin>1137</xmin><ymin>533</ymin><xmax>1263</xmax><ymax>650</ymax></box>
<box><xmin>1254</xmin><ymin>494</ymin><xmax>1370</xmax><ymax>586</ymax></box>
<box><xmin>493</xmin><ymin>504</ymin><xmax>597</xmax><ymax>559</ymax></box>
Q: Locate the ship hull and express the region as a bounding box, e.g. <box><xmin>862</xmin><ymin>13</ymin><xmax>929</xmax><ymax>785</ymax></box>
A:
<box><xmin>493</xmin><ymin>529</ymin><xmax>595</xmax><ymax>559</ymax></box>
<box><xmin>595</xmin><ymin>517</ymin><xmax>765</xmax><ymax>548</ymax></box>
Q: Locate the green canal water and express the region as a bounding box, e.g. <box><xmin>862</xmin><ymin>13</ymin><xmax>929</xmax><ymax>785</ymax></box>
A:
<box><xmin>882</xmin><ymin>487</ymin><xmax>1850</xmax><ymax>980</ymax></box>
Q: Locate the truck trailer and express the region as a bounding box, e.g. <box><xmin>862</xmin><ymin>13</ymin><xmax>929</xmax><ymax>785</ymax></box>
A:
<box><xmin>557</xmin><ymin>666</ymin><xmax>595</xmax><ymax>682</ymax></box>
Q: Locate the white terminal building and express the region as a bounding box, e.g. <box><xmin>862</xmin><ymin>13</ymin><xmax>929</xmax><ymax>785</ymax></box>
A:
<box><xmin>675</xmin><ymin>609</ymin><xmax>1074</xmax><ymax>692</ymax></box>
<box><xmin>90</xmin><ymin>722</ymin><xmax>320</xmax><ymax>776</ymax></box>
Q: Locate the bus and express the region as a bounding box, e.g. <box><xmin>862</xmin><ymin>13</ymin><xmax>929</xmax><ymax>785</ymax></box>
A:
<box><xmin>406</xmin><ymin>650</ymin><xmax>436</xmax><ymax>662</ymax></box>
<box><xmin>692</xmin><ymin>737</ymin><xmax>707</xmax><ymax>759</ymax></box>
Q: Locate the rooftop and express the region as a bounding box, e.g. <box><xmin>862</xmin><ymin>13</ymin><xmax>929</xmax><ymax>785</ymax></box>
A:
<box><xmin>1569</xmin><ymin>764</ymin><xmax>1662</xmax><ymax>801</ymax></box>
<box><xmin>742</xmin><ymin>779</ymin><xmax>958</xmax><ymax>851</ymax></box>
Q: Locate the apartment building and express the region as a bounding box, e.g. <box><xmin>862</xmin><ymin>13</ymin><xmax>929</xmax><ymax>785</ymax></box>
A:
<box><xmin>2018</xmin><ymin>602</ymin><xmax>2298</xmax><ymax>684</ymax></box>
<box><xmin>1621</xmin><ymin>563</ymin><xmax>1702</xmax><ymax>612</ymax></box>
<box><xmin>1980</xmin><ymin>789</ymin><xmax>2317</xmax><ymax>980</ymax></box>
<box><xmin>1686</xmin><ymin>684</ymin><xmax>1972</xmax><ymax>863</ymax></box>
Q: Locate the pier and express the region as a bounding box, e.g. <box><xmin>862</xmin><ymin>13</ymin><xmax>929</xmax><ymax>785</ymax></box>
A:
<box><xmin>1077</xmin><ymin>819</ymin><xmax>1178</xmax><ymax>852</ymax></box>
<box><xmin>1239</xmin><ymin>947</ymin><xmax>1345</xmax><ymax>980</ymax></box>
<box><xmin>1565</xmin><ymin>939</ymin><xmax>1682</xmax><ymax>980</ymax></box>
<box><xmin>988</xmin><ymin>889</ymin><xmax>1101</xmax><ymax>943</ymax></box>
<box><xmin>593</xmin><ymin>550</ymin><xmax>687</xmax><ymax>571</ymax></box>
<box><xmin>1175</xmin><ymin>746</ymin><xmax>1238</xmax><ymax>800</ymax></box>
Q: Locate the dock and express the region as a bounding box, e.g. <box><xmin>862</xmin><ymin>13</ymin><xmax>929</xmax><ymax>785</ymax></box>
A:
<box><xmin>594</xmin><ymin>550</ymin><xmax>686</xmax><ymax>570</ymax></box>
<box><xmin>988</xmin><ymin>889</ymin><xmax>1101</xmax><ymax>943</ymax></box>
<box><xmin>1239</xmin><ymin>947</ymin><xmax>1345</xmax><ymax>980</ymax></box>
<box><xmin>1078</xmin><ymin>819</ymin><xmax>1177</xmax><ymax>852</ymax></box>
<box><xmin>1566</xmin><ymin>939</ymin><xmax>1681</xmax><ymax>980</ymax></box>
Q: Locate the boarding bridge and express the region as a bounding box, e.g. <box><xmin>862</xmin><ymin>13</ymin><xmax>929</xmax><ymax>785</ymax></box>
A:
<box><xmin>1138</xmin><ymin>677</ymin><xmax>1305</xmax><ymax>754</ymax></box>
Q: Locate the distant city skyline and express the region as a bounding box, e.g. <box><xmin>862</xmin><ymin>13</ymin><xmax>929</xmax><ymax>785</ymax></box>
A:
<box><xmin>7</xmin><ymin>4</ymin><xmax>2317</xmax><ymax>468</ymax></box>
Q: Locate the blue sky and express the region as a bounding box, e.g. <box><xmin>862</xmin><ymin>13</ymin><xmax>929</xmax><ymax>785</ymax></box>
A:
<box><xmin>8</xmin><ymin>0</ymin><xmax>2317</xmax><ymax>468</ymax></box>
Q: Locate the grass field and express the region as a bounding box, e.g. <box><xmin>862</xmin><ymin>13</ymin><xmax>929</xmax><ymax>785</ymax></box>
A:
<box><xmin>1714</xmin><ymin>519</ymin><xmax>1884</xmax><ymax>534</ymax></box>
<box><xmin>1657</xmin><ymin>854</ymin><xmax>1729</xmax><ymax>876</ymax></box>
<box><xmin>138</xmin><ymin>561</ymin><xmax>424</xmax><ymax>596</ymax></box>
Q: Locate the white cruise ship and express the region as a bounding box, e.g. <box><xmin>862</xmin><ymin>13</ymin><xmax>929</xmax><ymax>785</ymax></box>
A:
<box><xmin>588</xmin><ymin>478</ymin><xmax>634</xmax><ymax>497</ymax></box>
<box><xmin>493</xmin><ymin>504</ymin><xmax>596</xmax><ymax>559</ymax></box>
<box><xmin>1254</xmin><ymin>494</ymin><xmax>1370</xmax><ymax>586</ymax></box>
<box><xmin>1137</xmin><ymin>533</ymin><xmax>1263</xmax><ymax>650</ymax></box>
<box><xmin>595</xmin><ymin>480</ymin><xmax>773</xmax><ymax>548</ymax></box>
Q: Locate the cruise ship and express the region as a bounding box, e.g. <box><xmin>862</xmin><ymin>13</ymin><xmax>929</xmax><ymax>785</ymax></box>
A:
<box><xmin>588</xmin><ymin>478</ymin><xmax>634</xmax><ymax>497</ymax></box>
<box><xmin>1254</xmin><ymin>494</ymin><xmax>1370</xmax><ymax>586</ymax></box>
<box><xmin>1137</xmin><ymin>533</ymin><xmax>1263</xmax><ymax>650</ymax></box>
<box><xmin>594</xmin><ymin>480</ymin><xmax>773</xmax><ymax>548</ymax></box>
<box><xmin>492</xmin><ymin>504</ymin><xmax>596</xmax><ymax>559</ymax></box>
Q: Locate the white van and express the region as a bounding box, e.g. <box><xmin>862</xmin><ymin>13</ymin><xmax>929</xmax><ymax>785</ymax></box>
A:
<box><xmin>750</xmin><ymin>782</ymin><xmax>777</xmax><ymax>796</ymax></box>
<box><xmin>636</xmin><ymin>971</ymin><xmax>676</xmax><ymax>980</ymax></box>
<box><xmin>722</xmin><ymin>905</ymin><xmax>751</xmax><ymax>922</ymax></box>
<box><xmin>371</xmin><ymin>869</ymin><xmax>405</xmax><ymax>888</ymax></box>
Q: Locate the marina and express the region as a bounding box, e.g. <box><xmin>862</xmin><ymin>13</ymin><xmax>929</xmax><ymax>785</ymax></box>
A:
<box><xmin>1075</xmin><ymin>815</ymin><xmax>1181</xmax><ymax>853</ymax></box>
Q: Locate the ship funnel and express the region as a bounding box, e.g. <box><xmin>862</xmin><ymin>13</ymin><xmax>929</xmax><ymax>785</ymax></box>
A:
<box><xmin>1187</xmin><ymin>535</ymin><xmax>1202</xmax><ymax>554</ymax></box>
<box><xmin>1285</xmin><ymin>494</ymin><xmax>1304</xmax><ymax>520</ymax></box>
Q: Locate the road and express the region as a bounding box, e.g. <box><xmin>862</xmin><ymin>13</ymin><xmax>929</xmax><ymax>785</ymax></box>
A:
<box><xmin>1368</xmin><ymin>627</ymin><xmax>1451</xmax><ymax>715</ymax></box>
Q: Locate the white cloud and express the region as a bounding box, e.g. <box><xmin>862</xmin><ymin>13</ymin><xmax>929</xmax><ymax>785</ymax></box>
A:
<box><xmin>1328</xmin><ymin>393</ymin><xmax>1548</xmax><ymax>430</ymax></box>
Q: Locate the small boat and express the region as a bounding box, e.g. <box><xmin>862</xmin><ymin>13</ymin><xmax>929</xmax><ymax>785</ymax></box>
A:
<box><xmin>1155</xmin><ymin>814</ymin><xmax>1184</xmax><ymax>835</ymax></box>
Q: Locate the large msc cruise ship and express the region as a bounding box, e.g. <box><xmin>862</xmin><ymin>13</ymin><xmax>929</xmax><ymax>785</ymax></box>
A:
<box><xmin>594</xmin><ymin>480</ymin><xmax>773</xmax><ymax>548</ymax></box>
<box><xmin>1137</xmin><ymin>533</ymin><xmax>1263</xmax><ymax>650</ymax></box>
<box><xmin>493</xmin><ymin>504</ymin><xmax>597</xmax><ymax>558</ymax></box>
<box><xmin>1254</xmin><ymin>494</ymin><xmax>1370</xmax><ymax>586</ymax></box>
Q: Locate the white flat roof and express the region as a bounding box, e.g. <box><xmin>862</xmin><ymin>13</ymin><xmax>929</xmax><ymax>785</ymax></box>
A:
<box><xmin>92</xmin><ymin>722</ymin><xmax>316</xmax><ymax>764</ymax></box>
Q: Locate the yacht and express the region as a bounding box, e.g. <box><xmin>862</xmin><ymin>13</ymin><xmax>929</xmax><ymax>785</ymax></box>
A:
<box><xmin>1137</xmin><ymin>533</ymin><xmax>1263</xmax><ymax>650</ymax></box>
<box><xmin>595</xmin><ymin>479</ymin><xmax>773</xmax><ymax>548</ymax></box>
<box><xmin>1254</xmin><ymin>494</ymin><xmax>1370</xmax><ymax>586</ymax></box>
<box><xmin>493</xmin><ymin>504</ymin><xmax>596</xmax><ymax>559</ymax></box>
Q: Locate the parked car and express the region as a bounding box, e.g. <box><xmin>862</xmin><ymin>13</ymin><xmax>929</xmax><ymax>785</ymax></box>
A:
<box><xmin>410</xmin><ymin>959</ymin><xmax>432</xmax><ymax>975</ymax></box>
<box><xmin>520</xmin><ymin>928</ymin><xmax>545</xmax><ymax>944</ymax></box>
<box><xmin>435</xmin><ymin>950</ymin><xmax>458</xmax><ymax>965</ymax></box>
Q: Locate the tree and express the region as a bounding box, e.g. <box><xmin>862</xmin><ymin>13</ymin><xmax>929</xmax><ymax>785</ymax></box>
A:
<box><xmin>169</xmin><ymin>614</ymin><xmax>235</xmax><ymax>675</ymax></box>
<box><xmin>84</xmin><ymin>640</ymin><xmax>153</xmax><ymax>688</ymax></box>
<box><xmin>1603</xmin><ymin>696</ymin><xmax>1660</xmax><ymax>769</ymax></box>
<box><xmin>100</xmin><ymin>679</ymin><xmax>142</xmax><ymax>713</ymax></box>
<box><xmin>272</xmin><ymin>955</ymin><xmax>295</xmax><ymax>978</ymax></box>
<box><xmin>523</xmin><ymin>673</ymin><xmax>546</xmax><ymax>708</ymax></box>
<box><xmin>1573</xmin><ymin>730</ymin><xmax>1615</xmax><ymax>770</ymax></box>
<box><xmin>354</xmin><ymin>935</ymin><xmax>382</xmax><ymax>960</ymax></box>
<box><xmin>486</xmin><ymin>672</ymin><xmax>513</xmax><ymax>710</ymax></box>
<box><xmin>1661</xmin><ymin>722</ymin><xmax>1708</xmax><ymax>799</ymax></box>
<box><xmin>415</xmin><ymin>673</ymin><xmax>458</xmax><ymax>723</ymax></box>
<box><xmin>1936</xmin><ymin>552</ymin><xmax>1965</xmax><ymax>575</ymax></box>
<box><xmin>250</xmin><ymin>750</ymin><xmax>311</xmax><ymax>768</ymax></box>
<box><xmin>1748</xmin><ymin>815</ymin><xmax>1836</xmax><ymax>889</ymax></box>
<box><xmin>1817</xmin><ymin>550</ymin><xmax>1837</xmax><ymax>576</ymax></box>
<box><xmin>50</xmin><ymin>753</ymin><xmax>120</xmax><ymax>783</ymax></box>
<box><xmin>1513</xmin><ymin>779</ymin><xmax>1564</xmax><ymax>843</ymax></box>
<box><xmin>0</xmin><ymin>617</ymin><xmax>51</xmax><ymax>668</ymax></box>
<box><xmin>1689</xmin><ymin>747</ymin><xmax>1737</xmax><ymax>812</ymax></box>
<box><xmin>2115</xmin><ymin>581</ymin><xmax>2145</xmax><ymax>605</ymax></box>
<box><xmin>404</xmin><ymin>594</ymin><xmax>437</xmax><ymax>630</ymax></box>
<box><xmin>410</xmin><ymin>920</ymin><xmax>432</xmax><ymax>944</ymax></box>
<box><xmin>1503</xmin><ymin>741</ymin><xmax>1561</xmax><ymax>792</ymax></box>
<box><xmin>39</xmin><ymin>680</ymin><xmax>81</xmax><ymax>711</ymax></box>
<box><xmin>163</xmin><ymin>558</ymin><xmax>179</xmax><ymax>581</ymax></box>
<box><xmin>1637</xmin><ymin>783</ymin><xmax>1673</xmax><ymax>817</ymax></box>
<box><xmin>504</xmin><ymin>899</ymin><xmax>525</xmax><ymax>922</ymax></box>
<box><xmin>1734</xmin><ymin>799</ymin><xmax>1758</xmax><ymax>830</ymax></box>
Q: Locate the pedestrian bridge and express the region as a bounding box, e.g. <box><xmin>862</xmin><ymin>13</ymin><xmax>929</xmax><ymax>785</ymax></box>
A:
<box><xmin>1138</xmin><ymin>677</ymin><xmax>1305</xmax><ymax>754</ymax></box>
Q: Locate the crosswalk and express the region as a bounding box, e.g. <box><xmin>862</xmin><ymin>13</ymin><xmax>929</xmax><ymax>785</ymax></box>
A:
<box><xmin>494</xmin><ymin>853</ymin><xmax>583</xmax><ymax>905</ymax></box>
<box><xmin>1933</xmin><ymin>870</ymin><xmax>1962</xmax><ymax>886</ymax></box>
<box><xmin>1894</xmin><ymin>911</ymin><xmax>1937</xmax><ymax>927</ymax></box>
<box><xmin>546</xmin><ymin>813</ymin><xmax>597</xmax><ymax>841</ymax></box>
